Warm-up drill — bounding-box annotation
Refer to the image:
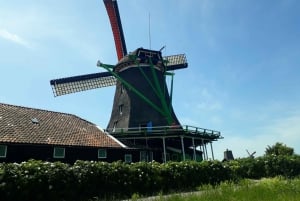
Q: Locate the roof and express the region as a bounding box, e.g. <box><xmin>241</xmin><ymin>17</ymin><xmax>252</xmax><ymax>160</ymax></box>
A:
<box><xmin>0</xmin><ymin>103</ymin><xmax>123</xmax><ymax>148</ymax></box>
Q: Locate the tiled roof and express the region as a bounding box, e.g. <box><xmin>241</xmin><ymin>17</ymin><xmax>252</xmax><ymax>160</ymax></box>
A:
<box><xmin>0</xmin><ymin>103</ymin><xmax>122</xmax><ymax>148</ymax></box>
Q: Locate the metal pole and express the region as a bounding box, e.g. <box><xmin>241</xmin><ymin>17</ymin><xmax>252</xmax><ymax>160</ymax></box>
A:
<box><xmin>181</xmin><ymin>136</ymin><xmax>185</xmax><ymax>161</ymax></box>
<box><xmin>162</xmin><ymin>137</ymin><xmax>166</xmax><ymax>163</ymax></box>
<box><xmin>192</xmin><ymin>137</ymin><xmax>196</xmax><ymax>161</ymax></box>
<box><xmin>201</xmin><ymin>139</ymin><xmax>205</xmax><ymax>160</ymax></box>
<box><xmin>204</xmin><ymin>143</ymin><xmax>208</xmax><ymax>160</ymax></box>
<box><xmin>210</xmin><ymin>142</ymin><xmax>215</xmax><ymax>160</ymax></box>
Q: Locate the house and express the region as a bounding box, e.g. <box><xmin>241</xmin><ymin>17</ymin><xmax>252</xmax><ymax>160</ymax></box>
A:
<box><xmin>0</xmin><ymin>103</ymin><xmax>140</xmax><ymax>163</ymax></box>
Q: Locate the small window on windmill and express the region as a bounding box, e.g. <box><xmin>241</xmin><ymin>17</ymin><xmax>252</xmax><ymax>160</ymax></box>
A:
<box><xmin>31</xmin><ymin>118</ymin><xmax>39</xmax><ymax>124</ymax></box>
<box><xmin>112</xmin><ymin>121</ymin><xmax>118</xmax><ymax>132</ymax></box>
<box><xmin>119</xmin><ymin>104</ymin><xmax>123</xmax><ymax>115</ymax></box>
<box><xmin>138</xmin><ymin>50</ymin><xmax>146</xmax><ymax>58</ymax></box>
<box><xmin>150</xmin><ymin>52</ymin><xmax>160</xmax><ymax>64</ymax></box>
<box><xmin>120</xmin><ymin>84</ymin><xmax>125</xmax><ymax>94</ymax></box>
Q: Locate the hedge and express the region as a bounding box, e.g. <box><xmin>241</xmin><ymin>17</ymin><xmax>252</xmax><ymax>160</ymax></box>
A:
<box><xmin>1</xmin><ymin>155</ymin><xmax>300</xmax><ymax>201</ymax></box>
<box><xmin>226</xmin><ymin>155</ymin><xmax>300</xmax><ymax>180</ymax></box>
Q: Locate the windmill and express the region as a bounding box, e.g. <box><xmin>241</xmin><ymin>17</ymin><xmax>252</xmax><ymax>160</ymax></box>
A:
<box><xmin>246</xmin><ymin>149</ymin><xmax>256</xmax><ymax>159</ymax></box>
<box><xmin>50</xmin><ymin>0</ymin><xmax>221</xmax><ymax>162</ymax></box>
<box><xmin>50</xmin><ymin>0</ymin><xmax>187</xmax><ymax>131</ymax></box>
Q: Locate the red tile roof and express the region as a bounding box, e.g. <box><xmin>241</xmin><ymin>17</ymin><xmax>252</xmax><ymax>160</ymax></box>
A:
<box><xmin>0</xmin><ymin>103</ymin><xmax>122</xmax><ymax>148</ymax></box>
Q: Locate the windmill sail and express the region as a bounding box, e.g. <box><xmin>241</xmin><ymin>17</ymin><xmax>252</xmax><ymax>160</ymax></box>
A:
<box><xmin>164</xmin><ymin>54</ymin><xmax>188</xmax><ymax>71</ymax></box>
<box><xmin>103</xmin><ymin>0</ymin><xmax>127</xmax><ymax>60</ymax></box>
<box><xmin>50</xmin><ymin>72</ymin><xmax>116</xmax><ymax>96</ymax></box>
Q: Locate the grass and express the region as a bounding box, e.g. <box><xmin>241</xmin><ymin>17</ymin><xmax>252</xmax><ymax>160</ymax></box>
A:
<box><xmin>146</xmin><ymin>177</ymin><xmax>300</xmax><ymax>201</ymax></box>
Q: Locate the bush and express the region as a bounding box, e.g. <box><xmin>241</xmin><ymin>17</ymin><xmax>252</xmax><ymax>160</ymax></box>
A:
<box><xmin>225</xmin><ymin>154</ymin><xmax>300</xmax><ymax>180</ymax></box>
<box><xmin>1</xmin><ymin>155</ymin><xmax>300</xmax><ymax>201</ymax></box>
<box><xmin>0</xmin><ymin>160</ymin><xmax>231</xmax><ymax>201</ymax></box>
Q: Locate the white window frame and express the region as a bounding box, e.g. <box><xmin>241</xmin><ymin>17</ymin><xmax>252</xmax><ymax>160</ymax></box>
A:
<box><xmin>53</xmin><ymin>147</ymin><xmax>65</xmax><ymax>159</ymax></box>
<box><xmin>124</xmin><ymin>154</ymin><xmax>132</xmax><ymax>163</ymax></box>
<box><xmin>0</xmin><ymin>145</ymin><xmax>7</xmax><ymax>158</ymax></box>
<box><xmin>98</xmin><ymin>149</ymin><xmax>107</xmax><ymax>159</ymax></box>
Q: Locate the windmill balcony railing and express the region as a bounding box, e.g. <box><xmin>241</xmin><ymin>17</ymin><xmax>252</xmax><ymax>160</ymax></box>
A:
<box><xmin>105</xmin><ymin>125</ymin><xmax>222</xmax><ymax>139</ymax></box>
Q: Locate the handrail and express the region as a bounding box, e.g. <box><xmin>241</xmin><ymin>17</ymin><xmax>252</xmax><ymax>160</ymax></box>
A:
<box><xmin>105</xmin><ymin>125</ymin><xmax>221</xmax><ymax>138</ymax></box>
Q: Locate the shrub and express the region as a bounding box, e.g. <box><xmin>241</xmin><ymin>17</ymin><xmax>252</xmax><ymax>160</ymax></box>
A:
<box><xmin>1</xmin><ymin>155</ymin><xmax>300</xmax><ymax>201</ymax></box>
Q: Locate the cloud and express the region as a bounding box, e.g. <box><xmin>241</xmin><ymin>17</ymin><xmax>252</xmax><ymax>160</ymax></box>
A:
<box><xmin>197</xmin><ymin>101</ymin><xmax>222</xmax><ymax>111</ymax></box>
<box><xmin>213</xmin><ymin>133</ymin><xmax>271</xmax><ymax>160</ymax></box>
<box><xmin>259</xmin><ymin>114</ymin><xmax>300</xmax><ymax>145</ymax></box>
<box><xmin>192</xmin><ymin>88</ymin><xmax>223</xmax><ymax>111</ymax></box>
<box><xmin>212</xmin><ymin>111</ymin><xmax>300</xmax><ymax>160</ymax></box>
<box><xmin>0</xmin><ymin>29</ymin><xmax>31</xmax><ymax>48</ymax></box>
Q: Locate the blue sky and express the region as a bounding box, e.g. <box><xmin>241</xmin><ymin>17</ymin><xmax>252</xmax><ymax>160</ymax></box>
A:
<box><xmin>1</xmin><ymin>0</ymin><xmax>300</xmax><ymax>160</ymax></box>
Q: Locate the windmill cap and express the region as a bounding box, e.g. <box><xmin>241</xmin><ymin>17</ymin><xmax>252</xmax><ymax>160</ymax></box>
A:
<box><xmin>114</xmin><ymin>48</ymin><xmax>165</xmax><ymax>73</ymax></box>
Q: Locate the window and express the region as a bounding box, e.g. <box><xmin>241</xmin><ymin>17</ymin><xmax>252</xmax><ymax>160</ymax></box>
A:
<box><xmin>112</xmin><ymin>121</ymin><xmax>118</xmax><ymax>132</ymax></box>
<box><xmin>53</xmin><ymin>147</ymin><xmax>65</xmax><ymax>158</ymax></box>
<box><xmin>119</xmin><ymin>104</ymin><xmax>123</xmax><ymax>115</ymax></box>
<box><xmin>31</xmin><ymin>118</ymin><xmax>39</xmax><ymax>124</ymax></box>
<box><xmin>149</xmin><ymin>151</ymin><xmax>153</xmax><ymax>161</ymax></box>
<box><xmin>124</xmin><ymin>154</ymin><xmax>132</xmax><ymax>163</ymax></box>
<box><xmin>120</xmin><ymin>84</ymin><xmax>125</xmax><ymax>94</ymax></box>
<box><xmin>140</xmin><ymin>151</ymin><xmax>154</xmax><ymax>162</ymax></box>
<box><xmin>0</xmin><ymin>145</ymin><xmax>7</xmax><ymax>158</ymax></box>
<box><xmin>140</xmin><ymin>151</ymin><xmax>147</xmax><ymax>162</ymax></box>
<box><xmin>98</xmin><ymin>149</ymin><xmax>107</xmax><ymax>159</ymax></box>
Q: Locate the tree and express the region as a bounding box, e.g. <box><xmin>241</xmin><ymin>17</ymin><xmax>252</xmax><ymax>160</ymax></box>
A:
<box><xmin>265</xmin><ymin>142</ymin><xmax>294</xmax><ymax>156</ymax></box>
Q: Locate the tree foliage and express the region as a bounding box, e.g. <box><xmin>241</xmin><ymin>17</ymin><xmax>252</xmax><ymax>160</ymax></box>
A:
<box><xmin>265</xmin><ymin>142</ymin><xmax>294</xmax><ymax>156</ymax></box>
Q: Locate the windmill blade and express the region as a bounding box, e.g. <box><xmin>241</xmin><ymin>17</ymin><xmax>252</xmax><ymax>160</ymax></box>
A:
<box><xmin>164</xmin><ymin>54</ymin><xmax>188</xmax><ymax>71</ymax></box>
<box><xmin>50</xmin><ymin>72</ymin><xmax>116</xmax><ymax>97</ymax></box>
<box><xmin>103</xmin><ymin>0</ymin><xmax>127</xmax><ymax>60</ymax></box>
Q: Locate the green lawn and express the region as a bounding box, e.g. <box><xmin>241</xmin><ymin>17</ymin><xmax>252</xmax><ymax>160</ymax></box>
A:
<box><xmin>135</xmin><ymin>177</ymin><xmax>300</xmax><ymax>201</ymax></box>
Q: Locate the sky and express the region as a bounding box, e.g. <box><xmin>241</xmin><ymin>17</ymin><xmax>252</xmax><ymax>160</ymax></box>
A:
<box><xmin>1</xmin><ymin>0</ymin><xmax>300</xmax><ymax>160</ymax></box>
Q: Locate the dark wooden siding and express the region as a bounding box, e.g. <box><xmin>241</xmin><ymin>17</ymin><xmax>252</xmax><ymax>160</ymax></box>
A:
<box><xmin>0</xmin><ymin>143</ymin><xmax>141</xmax><ymax>163</ymax></box>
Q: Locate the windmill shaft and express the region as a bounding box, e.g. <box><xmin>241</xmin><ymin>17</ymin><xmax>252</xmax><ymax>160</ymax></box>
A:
<box><xmin>103</xmin><ymin>0</ymin><xmax>127</xmax><ymax>60</ymax></box>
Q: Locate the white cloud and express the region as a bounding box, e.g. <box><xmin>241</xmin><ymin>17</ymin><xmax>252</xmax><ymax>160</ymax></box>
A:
<box><xmin>0</xmin><ymin>29</ymin><xmax>31</xmax><ymax>48</ymax></box>
<box><xmin>197</xmin><ymin>101</ymin><xmax>222</xmax><ymax>111</ymax></box>
<box><xmin>213</xmin><ymin>134</ymin><xmax>271</xmax><ymax>160</ymax></box>
<box><xmin>257</xmin><ymin>114</ymin><xmax>300</xmax><ymax>153</ymax></box>
<box><xmin>193</xmin><ymin>88</ymin><xmax>223</xmax><ymax>111</ymax></box>
<box><xmin>212</xmin><ymin>111</ymin><xmax>300</xmax><ymax>160</ymax></box>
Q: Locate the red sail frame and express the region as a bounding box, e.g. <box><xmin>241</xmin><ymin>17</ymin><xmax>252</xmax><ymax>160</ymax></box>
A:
<box><xmin>103</xmin><ymin>0</ymin><xmax>127</xmax><ymax>61</ymax></box>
